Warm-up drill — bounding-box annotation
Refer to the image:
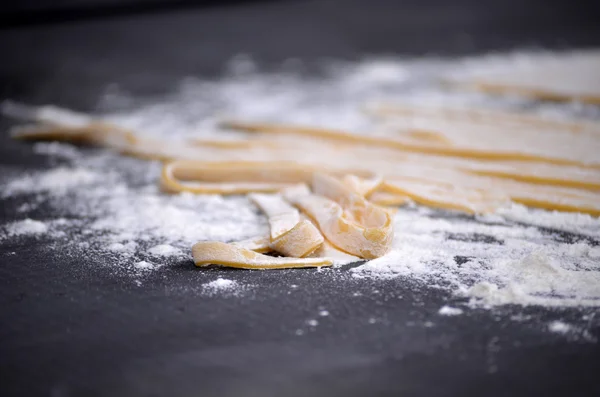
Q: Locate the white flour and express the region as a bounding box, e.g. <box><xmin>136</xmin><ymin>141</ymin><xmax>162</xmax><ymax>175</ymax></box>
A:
<box><xmin>438</xmin><ymin>306</ymin><xmax>463</xmax><ymax>316</ymax></box>
<box><xmin>202</xmin><ymin>278</ymin><xmax>242</xmax><ymax>296</ymax></box>
<box><xmin>3</xmin><ymin>218</ymin><xmax>48</xmax><ymax>237</ymax></box>
<box><xmin>1</xmin><ymin>51</ymin><xmax>599</xmax><ymax>327</ymax></box>
<box><xmin>3</xmin><ymin>167</ymin><xmax>100</xmax><ymax>196</ymax></box>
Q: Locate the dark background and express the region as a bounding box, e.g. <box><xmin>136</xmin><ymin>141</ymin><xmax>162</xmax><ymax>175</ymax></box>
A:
<box><xmin>1</xmin><ymin>1</ymin><xmax>600</xmax><ymax>396</ymax></box>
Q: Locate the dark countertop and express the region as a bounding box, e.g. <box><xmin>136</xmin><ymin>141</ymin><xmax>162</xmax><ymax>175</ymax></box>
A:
<box><xmin>1</xmin><ymin>1</ymin><xmax>600</xmax><ymax>396</ymax></box>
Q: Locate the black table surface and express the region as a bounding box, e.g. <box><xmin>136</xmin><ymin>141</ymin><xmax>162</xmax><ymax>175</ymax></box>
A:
<box><xmin>1</xmin><ymin>1</ymin><xmax>600</xmax><ymax>396</ymax></box>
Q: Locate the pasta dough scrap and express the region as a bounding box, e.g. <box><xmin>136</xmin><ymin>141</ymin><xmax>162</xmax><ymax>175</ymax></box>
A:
<box><xmin>192</xmin><ymin>241</ymin><xmax>332</xmax><ymax>269</ymax></box>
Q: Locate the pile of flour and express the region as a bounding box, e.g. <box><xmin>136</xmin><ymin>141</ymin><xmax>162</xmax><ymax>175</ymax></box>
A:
<box><xmin>1</xmin><ymin>51</ymin><xmax>599</xmax><ymax>322</ymax></box>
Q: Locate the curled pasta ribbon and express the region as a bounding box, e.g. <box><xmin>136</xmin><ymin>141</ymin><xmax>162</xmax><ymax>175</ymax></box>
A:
<box><xmin>192</xmin><ymin>241</ymin><xmax>332</xmax><ymax>269</ymax></box>
<box><xmin>249</xmin><ymin>193</ymin><xmax>324</xmax><ymax>257</ymax></box>
<box><xmin>284</xmin><ymin>174</ymin><xmax>393</xmax><ymax>259</ymax></box>
<box><xmin>160</xmin><ymin>161</ymin><xmax>312</xmax><ymax>194</ymax></box>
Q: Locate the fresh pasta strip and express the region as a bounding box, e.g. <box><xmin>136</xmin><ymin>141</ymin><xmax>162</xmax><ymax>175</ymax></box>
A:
<box><xmin>248</xmin><ymin>193</ymin><xmax>302</xmax><ymax>239</ymax></box>
<box><xmin>308</xmin><ymin>241</ymin><xmax>361</xmax><ymax>264</ymax></box>
<box><xmin>231</xmin><ymin>237</ymin><xmax>271</xmax><ymax>253</ymax></box>
<box><xmin>341</xmin><ymin>174</ymin><xmax>383</xmax><ymax>197</ymax></box>
<box><xmin>455</xmin><ymin>81</ymin><xmax>600</xmax><ymax>105</ymax></box>
<box><xmin>465</xmin><ymin>165</ymin><xmax>600</xmax><ymax>192</ymax></box>
<box><xmin>264</xmin><ymin>133</ymin><xmax>600</xmax><ymax>191</ymax></box>
<box><xmin>160</xmin><ymin>158</ymin><xmax>599</xmax><ymax>215</ymax></box>
<box><xmin>443</xmin><ymin>52</ymin><xmax>600</xmax><ymax>105</ymax></box>
<box><xmin>402</xmin><ymin>129</ymin><xmax>453</xmax><ymax>145</ymax></box>
<box><xmin>7</xmin><ymin>104</ymin><xmax>598</xmax><ymax>192</ymax></box>
<box><xmin>284</xmin><ymin>175</ymin><xmax>393</xmax><ymax>259</ymax></box>
<box><xmin>160</xmin><ymin>161</ymin><xmax>311</xmax><ymax>194</ymax></box>
<box><xmin>3</xmin><ymin>102</ymin><xmax>140</xmax><ymax>145</ymax></box>
<box><xmin>6</xmin><ymin>103</ymin><xmax>599</xmax><ymax>216</ymax></box>
<box><xmin>3</xmin><ymin>103</ymin><xmax>297</xmax><ymax>162</ymax></box>
<box><xmin>368</xmin><ymin>191</ymin><xmax>411</xmax><ymax>207</ymax></box>
<box><xmin>384</xmin><ymin>169</ymin><xmax>600</xmax><ymax>216</ymax></box>
<box><xmin>367</xmin><ymin>103</ymin><xmax>600</xmax><ymax>134</ymax></box>
<box><xmin>222</xmin><ymin>120</ymin><xmax>596</xmax><ymax>167</ymax></box>
<box><xmin>297</xmin><ymin>213</ymin><xmax>363</xmax><ymax>264</ymax></box>
<box><xmin>269</xmin><ymin>220</ymin><xmax>324</xmax><ymax>258</ymax></box>
<box><xmin>312</xmin><ymin>173</ymin><xmax>385</xmax><ymax>220</ymax></box>
<box><xmin>512</xmin><ymin>195</ymin><xmax>600</xmax><ymax>217</ymax></box>
<box><xmin>249</xmin><ymin>193</ymin><xmax>324</xmax><ymax>257</ymax></box>
<box><xmin>383</xmin><ymin>178</ymin><xmax>509</xmax><ymax>214</ymax></box>
<box><xmin>2</xmin><ymin>101</ymin><xmax>93</xmax><ymax>128</ymax></box>
<box><xmin>373</xmin><ymin>116</ymin><xmax>600</xmax><ymax>167</ymax></box>
<box><xmin>192</xmin><ymin>241</ymin><xmax>332</xmax><ymax>269</ymax></box>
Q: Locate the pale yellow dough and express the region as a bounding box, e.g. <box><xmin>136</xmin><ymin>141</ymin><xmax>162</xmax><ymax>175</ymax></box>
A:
<box><xmin>4</xmin><ymin>101</ymin><xmax>600</xmax><ymax>270</ymax></box>
<box><xmin>192</xmin><ymin>241</ymin><xmax>332</xmax><ymax>269</ymax></box>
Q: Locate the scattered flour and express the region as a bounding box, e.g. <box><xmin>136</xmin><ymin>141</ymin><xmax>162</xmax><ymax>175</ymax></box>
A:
<box><xmin>548</xmin><ymin>320</ymin><xmax>573</xmax><ymax>334</ymax></box>
<box><xmin>352</xmin><ymin>207</ymin><xmax>600</xmax><ymax>308</ymax></box>
<box><xmin>202</xmin><ymin>278</ymin><xmax>241</xmax><ymax>295</ymax></box>
<box><xmin>4</xmin><ymin>219</ymin><xmax>48</xmax><ymax>237</ymax></box>
<box><xmin>107</xmin><ymin>242</ymin><xmax>137</xmax><ymax>253</ymax></box>
<box><xmin>147</xmin><ymin>244</ymin><xmax>181</xmax><ymax>257</ymax></box>
<box><xmin>3</xmin><ymin>167</ymin><xmax>100</xmax><ymax>196</ymax></box>
<box><xmin>1</xmin><ymin>51</ymin><xmax>599</xmax><ymax>330</ymax></box>
<box><xmin>134</xmin><ymin>260</ymin><xmax>155</xmax><ymax>271</ymax></box>
<box><xmin>438</xmin><ymin>306</ymin><xmax>464</xmax><ymax>316</ymax></box>
<box><xmin>32</xmin><ymin>142</ymin><xmax>81</xmax><ymax>160</ymax></box>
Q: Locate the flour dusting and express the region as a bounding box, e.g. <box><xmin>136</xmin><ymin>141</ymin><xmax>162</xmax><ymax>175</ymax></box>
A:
<box><xmin>3</xmin><ymin>219</ymin><xmax>48</xmax><ymax>237</ymax></box>
<box><xmin>1</xmin><ymin>50</ymin><xmax>600</xmax><ymax>338</ymax></box>
<box><xmin>202</xmin><ymin>278</ymin><xmax>242</xmax><ymax>295</ymax></box>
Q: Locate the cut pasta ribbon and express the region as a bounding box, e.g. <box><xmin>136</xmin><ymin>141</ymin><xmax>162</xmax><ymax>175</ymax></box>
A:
<box><xmin>192</xmin><ymin>241</ymin><xmax>332</xmax><ymax>269</ymax></box>
<box><xmin>284</xmin><ymin>174</ymin><xmax>393</xmax><ymax>259</ymax></box>
<box><xmin>442</xmin><ymin>53</ymin><xmax>600</xmax><ymax>105</ymax></box>
<box><xmin>160</xmin><ymin>161</ymin><xmax>310</xmax><ymax>194</ymax></box>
